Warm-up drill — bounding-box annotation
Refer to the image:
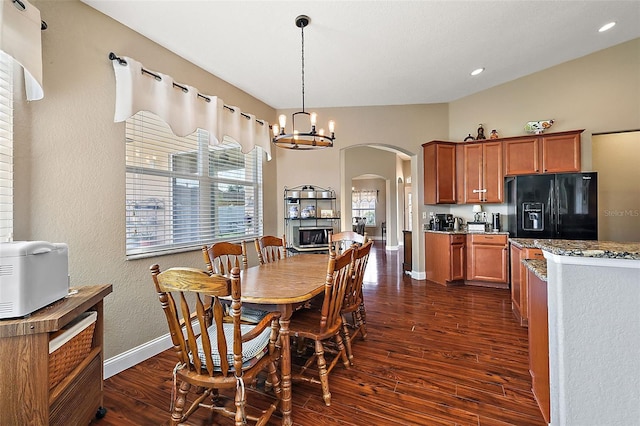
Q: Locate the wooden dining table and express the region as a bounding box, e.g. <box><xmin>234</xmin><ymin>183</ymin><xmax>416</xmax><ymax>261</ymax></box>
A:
<box><xmin>238</xmin><ymin>253</ymin><xmax>329</xmax><ymax>426</ymax></box>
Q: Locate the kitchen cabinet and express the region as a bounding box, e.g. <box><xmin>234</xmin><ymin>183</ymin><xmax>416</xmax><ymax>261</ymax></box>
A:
<box><xmin>527</xmin><ymin>266</ymin><xmax>550</xmax><ymax>423</ymax></box>
<box><xmin>425</xmin><ymin>232</ymin><xmax>465</xmax><ymax>285</ymax></box>
<box><xmin>0</xmin><ymin>285</ymin><xmax>112</xmax><ymax>425</ymax></box>
<box><xmin>461</xmin><ymin>141</ymin><xmax>503</xmax><ymax>203</ymax></box>
<box><xmin>510</xmin><ymin>243</ymin><xmax>544</xmax><ymax>326</ymax></box>
<box><xmin>541</xmin><ymin>131</ymin><xmax>581</xmax><ymax>173</ymax></box>
<box><xmin>504</xmin><ymin>129</ymin><xmax>582</xmax><ymax>175</ymax></box>
<box><xmin>422</xmin><ymin>141</ymin><xmax>456</xmax><ymax>204</ymax></box>
<box><xmin>466</xmin><ymin>233</ymin><xmax>508</xmax><ymax>286</ymax></box>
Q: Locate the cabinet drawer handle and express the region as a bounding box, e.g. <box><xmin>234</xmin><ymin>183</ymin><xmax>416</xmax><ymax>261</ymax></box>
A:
<box><xmin>472</xmin><ymin>189</ymin><xmax>487</xmax><ymax>193</ymax></box>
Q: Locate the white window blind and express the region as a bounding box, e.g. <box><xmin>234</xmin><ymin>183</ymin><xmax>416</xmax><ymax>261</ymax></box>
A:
<box><xmin>0</xmin><ymin>52</ymin><xmax>14</xmax><ymax>242</ymax></box>
<box><xmin>125</xmin><ymin>111</ymin><xmax>263</xmax><ymax>258</ymax></box>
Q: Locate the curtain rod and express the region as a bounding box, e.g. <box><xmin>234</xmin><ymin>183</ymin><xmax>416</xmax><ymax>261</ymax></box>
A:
<box><xmin>108</xmin><ymin>52</ymin><xmax>265</xmax><ymax>126</ymax></box>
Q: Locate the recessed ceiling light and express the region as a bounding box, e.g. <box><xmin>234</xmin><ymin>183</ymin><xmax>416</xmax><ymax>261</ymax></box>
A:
<box><xmin>471</xmin><ymin>68</ymin><xmax>485</xmax><ymax>76</ymax></box>
<box><xmin>599</xmin><ymin>22</ymin><xmax>616</xmax><ymax>32</ymax></box>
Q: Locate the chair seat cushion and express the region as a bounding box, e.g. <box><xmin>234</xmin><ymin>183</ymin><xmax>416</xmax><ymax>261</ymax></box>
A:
<box><xmin>195</xmin><ymin>323</ymin><xmax>272</xmax><ymax>371</ymax></box>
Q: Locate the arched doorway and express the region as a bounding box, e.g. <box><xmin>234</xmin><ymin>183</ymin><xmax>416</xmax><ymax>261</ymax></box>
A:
<box><xmin>339</xmin><ymin>144</ymin><xmax>416</xmax><ymax>252</ymax></box>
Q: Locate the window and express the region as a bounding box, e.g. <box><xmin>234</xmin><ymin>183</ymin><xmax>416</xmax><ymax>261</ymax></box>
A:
<box><xmin>352</xmin><ymin>190</ymin><xmax>377</xmax><ymax>226</ymax></box>
<box><xmin>125</xmin><ymin>111</ymin><xmax>263</xmax><ymax>258</ymax></box>
<box><xmin>0</xmin><ymin>52</ymin><xmax>13</xmax><ymax>242</ymax></box>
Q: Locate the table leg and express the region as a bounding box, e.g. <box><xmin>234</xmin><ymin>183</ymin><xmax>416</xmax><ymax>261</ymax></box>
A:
<box><xmin>279</xmin><ymin>314</ymin><xmax>292</xmax><ymax>426</ymax></box>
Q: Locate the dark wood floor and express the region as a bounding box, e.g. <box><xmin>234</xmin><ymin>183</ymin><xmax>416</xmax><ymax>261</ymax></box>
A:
<box><xmin>92</xmin><ymin>241</ymin><xmax>545</xmax><ymax>426</ymax></box>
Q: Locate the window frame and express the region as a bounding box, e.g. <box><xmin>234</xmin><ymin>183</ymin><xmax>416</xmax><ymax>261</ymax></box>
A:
<box><xmin>352</xmin><ymin>190</ymin><xmax>377</xmax><ymax>227</ymax></box>
<box><xmin>125</xmin><ymin>111</ymin><xmax>263</xmax><ymax>259</ymax></box>
<box><xmin>0</xmin><ymin>52</ymin><xmax>14</xmax><ymax>242</ymax></box>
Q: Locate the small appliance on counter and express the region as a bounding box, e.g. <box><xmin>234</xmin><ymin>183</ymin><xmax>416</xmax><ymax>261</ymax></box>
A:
<box><xmin>492</xmin><ymin>213</ymin><xmax>501</xmax><ymax>232</ymax></box>
<box><xmin>0</xmin><ymin>241</ymin><xmax>69</xmax><ymax>319</ymax></box>
<box><xmin>467</xmin><ymin>222</ymin><xmax>489</xmax><ymax>232</ymax></box>
<box><xmin>429</xmin><ymin>213</ymin><xmax>448</xmax><ymax>231</ymax></box>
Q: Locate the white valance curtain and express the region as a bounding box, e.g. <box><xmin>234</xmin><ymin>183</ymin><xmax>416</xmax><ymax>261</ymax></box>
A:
<box><xmin>0</xmin><ymin>0</ymin><xmax>44</xmax><ymax>100</ymax></box>
<box><xmin>353</xmin><ymin>190</ymin><xmax>378</xmax><ymax>204</ymax></box>
<box><xmin>111</xmin><ymin>56</ymin><xmax>272</xmax><ymax>160</ymax></box>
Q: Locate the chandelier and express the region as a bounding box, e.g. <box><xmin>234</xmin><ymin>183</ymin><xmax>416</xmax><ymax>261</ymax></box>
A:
<box><xmin>272</xmin><ymin>15</ymin><xmax>335</xmax><ymax>150</ymax></box>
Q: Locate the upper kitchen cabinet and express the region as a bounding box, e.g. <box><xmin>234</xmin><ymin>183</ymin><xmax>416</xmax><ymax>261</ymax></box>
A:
<box><xmin>504</xmin><ymin>130</ymin><xmax>583</xmax><ymax>175</ymax></box>
<box><xmin>461</xmin><ymin>141</ymin><xmax>503</xmax><ymax>204</ymax></box>
<box><xmin>423</xmin><ymin>141</ymin><xmax>456</xmax><ymax>204</ymax></box>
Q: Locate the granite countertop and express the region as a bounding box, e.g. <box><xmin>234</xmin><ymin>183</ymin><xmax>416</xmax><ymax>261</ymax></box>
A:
<box><xmin>509</xmin><ymin>238</ymin><xmax>538</xmax><ymax>249</ymax></box>
<box><xmin>522</xmin><ymin>259</ymin><xmax>547</xmax><ymax>281</ymax></box>
<box><xmin>534</xmin><ymin>239</ymin><xmax>640</xmax><ymax>260</ymax></box>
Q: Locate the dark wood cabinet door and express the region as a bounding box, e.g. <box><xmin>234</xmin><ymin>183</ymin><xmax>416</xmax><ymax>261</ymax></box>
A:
<box><xmin>504</xmin><ymin>137</ymin><xmax>540</xmax><ymax>175</ymax></box>
<box><xmin>482</xmin><ymin>141</ymin><xmax>503</xmax><ymax>203</ymax></box>
<box><xmin>462</xmin><ymin>143</ymin><xmax>483</xmax><ymax>203</ymax></box>
<box><xmin>466</xmin><ymin>234</ymin><xmax>508</xmax><ymax>283</ymax></box>
<box><xmin>423</xmin><ymin>142</ymin><xmax>456</xmax><ymax>204</ymax></box>
<box><xmin>510</xmin><ymin>244</ymin><xmax>523</xmax><ymax>322</ymax></box>
<box><xmin>450</xmin><ymin>241</ymin><xmax>466</xmax><ymax>281</ymax></box>
<box><xmin>541</xmin><ymin>132</ymin><xmax>581</xmax><ymax>173</ymax></box>
<box><xmin>528</xmin><ymin>270</ymin><xmax>550</xmax><ymax>423</ymax></box>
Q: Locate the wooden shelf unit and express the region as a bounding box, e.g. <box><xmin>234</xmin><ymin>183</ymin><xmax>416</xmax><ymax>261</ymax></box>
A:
<box><xmin>0</xmin><ymin>285</ymin><xmax>112</xmax><ymax>425</ymax></box>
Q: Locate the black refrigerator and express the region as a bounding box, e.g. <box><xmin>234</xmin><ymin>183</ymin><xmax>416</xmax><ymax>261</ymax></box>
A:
<box><xmin>506</xmin><ymin>172</ymin><xmax>598</xmax><ymax>240</ymax></box>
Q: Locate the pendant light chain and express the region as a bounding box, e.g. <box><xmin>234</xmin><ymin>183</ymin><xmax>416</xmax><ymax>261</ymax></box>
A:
<box><xmin>301</xmin><ymin>22</ymin><xmax>305</xmax><ymax>113</ymax></box>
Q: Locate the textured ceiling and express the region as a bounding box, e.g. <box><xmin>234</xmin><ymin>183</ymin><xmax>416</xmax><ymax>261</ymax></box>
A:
<box><xmin>83</xmin><ymin>0</ymin><xmax>640</xmax><ymax>109</ymax></box>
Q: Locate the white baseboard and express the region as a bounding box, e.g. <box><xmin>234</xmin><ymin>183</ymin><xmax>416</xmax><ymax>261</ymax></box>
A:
<box><xmin>103</xmin><ymin>333</ymin><xmax>173</xmax><ymax>379</ymax></box>
<box><xmin>104</xmin><ymin>320</ymin><xmax>204</xmax><ymax>379</ymax></box>
<box><xmin>411</xmin><ymin>270</ymin><xmax>426</xmax><ymax>280</ymax></box>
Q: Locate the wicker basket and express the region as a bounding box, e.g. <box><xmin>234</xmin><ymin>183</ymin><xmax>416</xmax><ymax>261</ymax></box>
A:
<box><xmin>48</xmin><ymin>311</ymin><xmax>97</xmax><ymax>390</ymax></box>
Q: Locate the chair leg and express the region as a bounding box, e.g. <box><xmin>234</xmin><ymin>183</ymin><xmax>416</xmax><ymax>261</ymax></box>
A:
<box><xmin>171</xmin><ymin>380</ymin><xmax>191</xmax><ymax>426</ymax></box>
<box><xmin>234</xmin><ymin>380</ymin><xmax>247</xmax><ymax>426</ymax></box>
<box><xmin>267</xmin><ymin>361</ymin><xmax>282</xmax><ymax>400</ymax></box>
<box><xmin>341</xmin><ymin>314</ymin><xmax>355</xmax><ymax>365</ymax></box>
<box><xmin>353</xmin><ymin>308</ymin><xmax>366</xmax><ymax>341</ymax></box>
<box><xmin>333</xmin><ymin>329</ymin><xmax>351</xmax><ymax>369</ymax></box>
<box><xmin>358</xmin><ymin>302</ymin><xmax>368</xmax><ymax>339</ymax></box>
<box><xmin>314</xmin><ymin>339</ymin><xmax>332</xmax><ymax>406</ymax></box>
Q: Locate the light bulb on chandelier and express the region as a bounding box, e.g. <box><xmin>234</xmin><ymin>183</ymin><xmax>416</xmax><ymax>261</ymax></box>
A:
<box><xmin>272</xmin><ymin>15</ymin><xmax>335</xmax><ymax>150</ymax></box>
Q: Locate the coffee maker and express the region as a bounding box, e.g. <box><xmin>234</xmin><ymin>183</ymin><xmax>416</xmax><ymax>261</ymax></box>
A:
<box><xmin>492</xmin><ymin>213</ymin><xmax>501</xmax><ymax>232</ymax></box>
<box><xmin>429</xmin><ymin>213</ymin><xmax>447</xmax><ymax>231</ymax></box>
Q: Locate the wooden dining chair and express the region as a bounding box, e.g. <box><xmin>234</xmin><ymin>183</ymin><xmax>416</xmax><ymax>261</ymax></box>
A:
<box><xmin>150</xmin><ymin>265</ymin><xmax>282</xmax><ymax>426</ymax></box>
<box><xmin>202</xmin><ymin>241</ymin><xmax>248</xmax><ymax>275</ymax></box>
<box><xmin>329</xmin><ymin>230</ymin><xmax>368</xmax><ymax>254</ymax></box>
<box><xmin>289</xmin><ymin>247</ymin><xmax>355</xmax><ymax>406</ymax></box>
<box><xmin>254</xmin><ymin>235</ymin><xmax>287</xmax><ymax>265</ymax></box>
<box><xmin>203</xmin><ymin>241</ymin><xmax>266</xmax><ymax>324</ymax></box>
<box><xmin>341</xmin><ymin>240</ymin><xmax>373</xmax><ymax>365</ymax></box>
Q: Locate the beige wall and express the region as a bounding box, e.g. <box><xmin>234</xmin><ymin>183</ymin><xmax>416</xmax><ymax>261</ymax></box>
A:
<box><xmin>593</xmin><ymin>131</ymin><xmax>640</xmax><ymax>242</ymax></box>
<box><xmin>15</xmin><ymin>0</ymin><xmax>278</xmax><ymax>358</ymax></box>
<box><xmin>13</xmin><ymin>0</ymin><xmax>640</xmax><ymax>361</ymax></box>
<box><xmin>449</xmin><ymin>38</ymin><xmax>640</xmax><ymax>171</ymax></box>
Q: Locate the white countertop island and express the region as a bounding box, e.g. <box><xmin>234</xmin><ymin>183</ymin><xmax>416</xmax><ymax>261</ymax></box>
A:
<box><xmin>535</xmin><ymin>239</ymin><xmax>640</xmax><ymax>426</ymax></box>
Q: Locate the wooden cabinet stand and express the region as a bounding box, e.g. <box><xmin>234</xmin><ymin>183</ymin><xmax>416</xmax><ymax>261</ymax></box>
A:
<box><xmin>402</xmin><ymin>230</ymin><xmax>412</xmax><ymax>274</ymax></box>
<box><xmin>0</xmin><ymin>285</ymin><xmax>112</xmax><ymax>425</ymax></box>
